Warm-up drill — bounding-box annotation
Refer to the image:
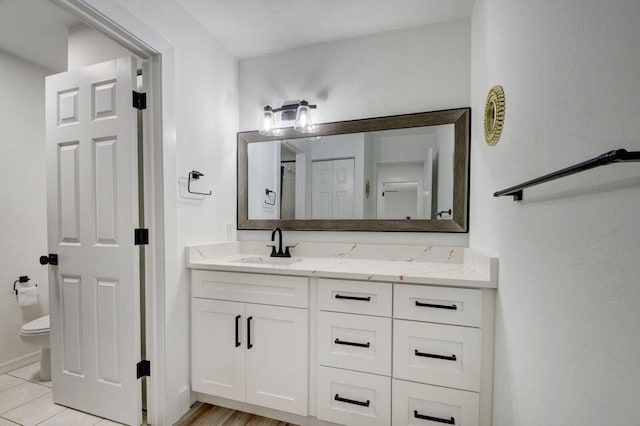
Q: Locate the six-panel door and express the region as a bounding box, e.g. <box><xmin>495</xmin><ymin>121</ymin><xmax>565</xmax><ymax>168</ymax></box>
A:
<box><xmin>45</xmin><ymin>57</ymin><xmax>141</xmax><ymax>425</ymax></box>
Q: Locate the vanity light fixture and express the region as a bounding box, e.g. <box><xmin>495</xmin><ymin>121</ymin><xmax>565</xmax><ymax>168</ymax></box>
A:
<box><xmin>258</xmin><ymin>100</ymin><xmax>317</xmax><ymax>136</ymax></box>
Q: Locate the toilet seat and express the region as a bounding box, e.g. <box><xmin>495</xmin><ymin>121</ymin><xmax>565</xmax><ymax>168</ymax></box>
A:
<box><xmin>20</xmin><ymin>315</ymin><xmax>50</xmax><ymax>335</ymax></box>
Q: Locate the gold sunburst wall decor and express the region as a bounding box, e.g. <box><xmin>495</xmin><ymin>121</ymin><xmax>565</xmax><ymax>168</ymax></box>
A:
<box><xmin>484</xmin><ymin>85</ymin><xmax>505</xmax><ymax>145</ymax></box>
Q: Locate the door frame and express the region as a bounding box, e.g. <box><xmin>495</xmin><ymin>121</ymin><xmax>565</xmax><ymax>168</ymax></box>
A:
<box><xmin>50</xmin><ymin>1</ymin><xmax>176</xmax><ymax>425</ymax></box>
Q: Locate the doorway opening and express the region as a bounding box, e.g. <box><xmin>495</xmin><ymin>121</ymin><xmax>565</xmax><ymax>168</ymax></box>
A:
<box><xmin>0</xmin><ymin>1</ymin><xmax>165</xmax><ymax>424</ymax></box>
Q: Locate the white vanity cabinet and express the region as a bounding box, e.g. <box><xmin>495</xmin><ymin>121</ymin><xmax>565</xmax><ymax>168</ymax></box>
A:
<box><xmin>390</xmin><ymin>284</ymin><xmax>495</xmax><ymax>426</ymax></box>
<box><xmin>191</xmin><ymin>270</ymin><xmax>309</xmax><ymax>416</ymax></box>
<box><xmin>316</xmin><ymin>280</ymin><xmax>494</xmax><ymax>426</ymax></box>
<box><xmin>188</xmin><ymin>243</ymin><xmax>497</xmax><ymax>426</ymax></box>
<box><xmin>316</xmin><ymin>278</ymin><xmax>393</xmax><ymax>426</ymax></box>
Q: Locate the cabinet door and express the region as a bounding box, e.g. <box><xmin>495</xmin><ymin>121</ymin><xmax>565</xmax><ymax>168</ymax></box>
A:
<box><xmin>191</xmin><ymin>298</ymin><xmax>245</xmax><ymax>400</ymax></box>
<box><xmin>245</xmin><ymin>304</ymin><xmax>309</xmax><ymax>416</ymax></box>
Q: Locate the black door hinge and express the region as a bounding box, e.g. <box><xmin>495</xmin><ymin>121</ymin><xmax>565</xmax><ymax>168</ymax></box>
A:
<box><xmin>132</xmin><ymin>91</ymin><xmax>147</xmax><ymax>110</ymax></box>
<box><xmin>134</xmin><ymin>228</ymin><xmax>149</xmax><ymax>245</ymax></box>
<box><xmin>137</xmin><ymin>360</ymin><xmax>150</xmax><ymax>378</ymax></box>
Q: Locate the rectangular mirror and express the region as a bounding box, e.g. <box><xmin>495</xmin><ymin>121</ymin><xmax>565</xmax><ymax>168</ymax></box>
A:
<box><xmin>238</xmin><ymin>108</ymin><xmax>469</xmax><ymax>232</ymax></box>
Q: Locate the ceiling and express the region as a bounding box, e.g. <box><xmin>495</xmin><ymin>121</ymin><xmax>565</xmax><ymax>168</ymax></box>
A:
<box><xmin>0</xmin><ymin>0</ymin><xmax>81</xmax><ymax>72</ymax></box>
<box><xmin>176</xmin><ymin>0</ymin><xmax>474</xmax><ymax>59</ymax></box>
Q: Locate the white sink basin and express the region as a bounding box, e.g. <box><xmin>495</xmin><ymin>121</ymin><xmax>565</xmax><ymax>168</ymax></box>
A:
<box><xmin>230</xmin><ymin>256</ymin><xmax>300</xmax><ymax>266</ymax></box>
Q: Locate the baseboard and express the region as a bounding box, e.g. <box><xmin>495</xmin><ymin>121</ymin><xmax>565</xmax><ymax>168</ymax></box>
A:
<box><xmin>0</xmin><ymin>351</ymin><xmax>40</xmax><ymax>375</ymax></box>
<box><xmin>195</xmin><ymin>393</ymin><xmax>340</xmax><ymax>426</ymax></box>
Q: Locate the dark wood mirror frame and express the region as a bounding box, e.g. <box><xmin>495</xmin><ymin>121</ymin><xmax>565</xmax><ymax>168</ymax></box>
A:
<box><xmin>237</xmin><ymin>107</ymin><xmax>470</xmax><ymax>232</ymax></box>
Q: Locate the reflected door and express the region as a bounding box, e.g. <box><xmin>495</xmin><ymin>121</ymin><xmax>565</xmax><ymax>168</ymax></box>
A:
<box><xmin>45</xmin><ymin>57</ymin><xmax>142</xmax><ymax>425</ymax></box>
<box><xmin>312</xmin><ymin>159</ymin><xmax>355</xmax><ymax>219</ymax></box>
<box><xmin>332</xmin><ymin>159</ymin><xmax>355</xmax><ymax>219</ymax></box>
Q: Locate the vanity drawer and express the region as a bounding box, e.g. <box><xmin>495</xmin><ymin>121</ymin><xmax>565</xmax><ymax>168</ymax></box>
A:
<box><xmin>318</xmin><ymin>278</ymin><xmax>392</xmax><ymax>317</ymax></box>
<box><xmin>318</xmin><ymin>311</ymin><xmax>391</xmax><ymax>376</ymax></box>
<box><xmin>392</xmin><ymin>379</ymin><xmax>479</xmax><ymax>426</ymax></box>
<box><xmin>394</xmin><ymin>284</ymin><xmax>482</xmax><ymax>327</ymax></box>
<box><xmin>191</xmin><ymin>270</ymin><xmax>308</xmax><ymax>308</ymax></box>
<box><xmin>393</xmin><ymin>320</ymin><xmax>481</xmax><ymax>392</ymax></box>
<box><xmin>317</xmin><ymin>366</ymin><xmax>391</xmax><ymax>426</ymax></box>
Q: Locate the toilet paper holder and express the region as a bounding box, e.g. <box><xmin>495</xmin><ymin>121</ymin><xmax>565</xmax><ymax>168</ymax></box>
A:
<box><xmin>13</xmin><ymin>276</ymin><xmax>36</xmax><ymax>295</ymax></box>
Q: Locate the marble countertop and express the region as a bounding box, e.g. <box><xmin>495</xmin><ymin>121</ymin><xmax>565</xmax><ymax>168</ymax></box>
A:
<box><xmin>187</xmin><ymin>241</ymin><xmax>498</xmax><ymax>288</ymax></box>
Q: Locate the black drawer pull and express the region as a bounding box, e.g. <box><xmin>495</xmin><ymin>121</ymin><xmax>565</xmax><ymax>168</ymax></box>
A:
<box><xmin>247</xmin><ymin>316</ymin><xmax>253</xmax><ymax>349</ymax></box>
<box><xmin>415</xmin><ymin>300</ymin><xmax>457</xmax><ymax>310</ymax></box>
<box><xmin>414</xmin><ymin>349</ymin><xmax>457</xmax><ymax>361</ymax></box>
<box><xmin>414</xmin><ymin>410</ymin><xmax>455</xmax><ymax>424</ymax></box>
<box><xmin>235</xmin><ymin>315</ymin><xmax>241</xmax><ymax>347</ymax></box>
<box><xmin>334</xmin><ymin>394</ymin><xmax>370</xmax><ymax>407</ymax></box>
<box><xmin>334</xmin><ymin>338</ymin><xmax>370</xmax><ymax>348</ymax></box>
<box><xmin>335</xmin><ymin>294</ymin><xmax>371</xmax><ymax>301</ymax></box>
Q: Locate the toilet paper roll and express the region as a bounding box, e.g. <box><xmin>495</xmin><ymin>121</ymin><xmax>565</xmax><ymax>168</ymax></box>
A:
<box><xmin>17</xmin><ymin>286</ymin><xmax>38</xmax><ymax>307</ymax></box>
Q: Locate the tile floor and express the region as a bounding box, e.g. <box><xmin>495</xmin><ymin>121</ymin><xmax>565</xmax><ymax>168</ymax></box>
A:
<box><xmin>0</xmin><ymin>362</ymin><xmax>122</xmax><ymax>426</ymax></box>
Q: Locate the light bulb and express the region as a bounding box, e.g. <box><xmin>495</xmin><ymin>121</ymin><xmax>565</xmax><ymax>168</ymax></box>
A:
<box><xmin>259</xmin><ymin>106</ymin><xmax>276</xmax><ymax>136</ymax></box>
<box><xmin>294</xmin><ymin>101</ymin><xmax>314</xmax><ymax>133</ymax></box>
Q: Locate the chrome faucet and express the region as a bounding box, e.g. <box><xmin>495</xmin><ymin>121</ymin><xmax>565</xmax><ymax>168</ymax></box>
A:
<box><xmin>269</xmin><ymin>227</ymin><xmax>292</xmax><ymax>258</ymax></box>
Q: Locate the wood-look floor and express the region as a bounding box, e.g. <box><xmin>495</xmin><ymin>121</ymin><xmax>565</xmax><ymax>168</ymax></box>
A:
<box><xmin>175</xmin><ymin>402</ymin><xmax>298</xmax><ymax>426</ymax></box>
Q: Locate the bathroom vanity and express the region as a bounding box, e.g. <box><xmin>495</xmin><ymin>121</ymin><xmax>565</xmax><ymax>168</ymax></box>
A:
<box><xmin>188</xmin><ymin>241</ymin><xmax>497</xmax><ymax>426</ymax></box>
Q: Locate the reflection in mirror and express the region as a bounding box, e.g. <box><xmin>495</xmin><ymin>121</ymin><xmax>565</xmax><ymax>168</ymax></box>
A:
<box><xmin>247</xmin><ymin>124</ymin><xmax>455</xmax><ymax>221</ymax></box>
<box><xmin>380</xmin><ymin>182</ymin><xmax>418</xmax><ymax>219</ymax></box>
<box><xmin>238</xmin><ymin>108</ymin><xmax>470</xmax><ymax>232</ymax></box>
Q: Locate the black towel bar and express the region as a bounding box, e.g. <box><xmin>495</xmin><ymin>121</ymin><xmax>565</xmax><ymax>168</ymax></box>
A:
<box><xmin>494</xmin><ymin>149</ymin><xmax>640</xmax><ymax>201</ymax></box>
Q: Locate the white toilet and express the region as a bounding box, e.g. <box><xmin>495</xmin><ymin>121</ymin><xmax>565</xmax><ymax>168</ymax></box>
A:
<box><xmin>19</xmin><ymin>315</ymin><xmax>51</xmax><ymax>381</ymax></box>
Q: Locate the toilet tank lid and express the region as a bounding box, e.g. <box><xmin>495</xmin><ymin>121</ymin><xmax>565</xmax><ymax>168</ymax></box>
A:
<box><xmin>22</xmin><ymin>315</ymin><xmax>49</xmax><ymax>333</ymax></box>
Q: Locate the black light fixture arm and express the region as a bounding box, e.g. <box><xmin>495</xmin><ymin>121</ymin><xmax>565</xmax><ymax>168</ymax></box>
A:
<box><xmin>494</xmin><ymin>148</ymin><xmax>640</xmax><ymax>201</ymax></box>
<box><xmin>187</xmin><ymin>170</ymin><xmax>212</xmax><ymax>196</ymax></box>
<box><xmin>266</xmin><ymin>100</ymin><xmax>317</xmax><ymax>113</ymax></box>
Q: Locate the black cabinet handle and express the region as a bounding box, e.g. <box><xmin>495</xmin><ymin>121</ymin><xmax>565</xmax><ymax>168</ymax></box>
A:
<box><xmin>334</xmin><ymin>338</ymin><xmax>370</xmax><ymax>348</ymax></box>
<box><xmin>414</xmin><ymin>349</ymin><xmax>457</xmax><ymax>361</ymax></box>
<box><xmin>247</xmin><ymin>316</ymin><xmax>253</xmax><ymax>349</ymax></box>
<box><xmin>334</xmin><ymin>394</ymin><xmax>370</xmax><ymax>407</ymax></box>
<box><xmin>414</xmin><ymin>410</ymin><xmax>455</xmax><ymax>424</ymax></box>
<box><xmin>335</xmin><ymin>294</ymin><xmax>371</xmax><ymax>302</ymax></box>
<box><xmin>235</xmin><ymin>315</ymin><xmax>241</xmax><ymax>347</ymax></box>
<box><xmin>415</xmin><ymin>300</ymin><xmax>457</xmax><ymax>310</ymax></box>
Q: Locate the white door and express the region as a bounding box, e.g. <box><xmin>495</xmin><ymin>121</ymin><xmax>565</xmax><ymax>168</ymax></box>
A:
<box><xmin>312</xmin><ymin>160</ymin><xmax>333</xmax><ymax>219</ymax></box>
<box><xmin>312</xmin><ymin>159</ymin><xmax>355</xmax><ymax>219</ymax></box>
<box><xmin>331</xmin><ymin>158</ymin><xmax>355</xmax><ymax>219</ymax></box>
<box><xmin>45</xmin><ymin>57</ymin><xmax>142</xmax><ymax>425</ymax></box>
<box><xmin>245</xmin><ymin>304</ymin><xmax>308</xmax><ymax>416</ymax></box>
<box><xmin>191</xmin><ymin>299</ymin><xmax>246</xmax><ymax>400</ymax></box>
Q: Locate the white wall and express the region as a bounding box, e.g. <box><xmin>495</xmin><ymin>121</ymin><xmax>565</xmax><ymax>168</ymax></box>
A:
<box><xmin>68</xmin><ymin>23</ymin><xmax>141</xmax><ymax>70</ymax></box>
<box><xmin>108</xmin><ymin>1</ymin><xmax>239</xmax><ymax>423</ymax></box>
<box><xmin>0</xmin><ymin>51</ymin><xmax>50</xmax><ymax>370</ymax></box>
<box><xmin>469</xmin><ymin>1</ymin><xmax>640</xmax><ymax>425</ymax></box>
<box><xmin>238</xmin><ymin>18</ymin><xmax>471</xmax><ymax>246</ymax></box>
<box><xmin>248</xmin><ymin>141</ymin><xmax>280</xmax><ymax>219</ymax></box>
<box><xmin>434</xmin><ymin>124</ymin><xmax>454</xmax><ymax>215</ymax></box>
